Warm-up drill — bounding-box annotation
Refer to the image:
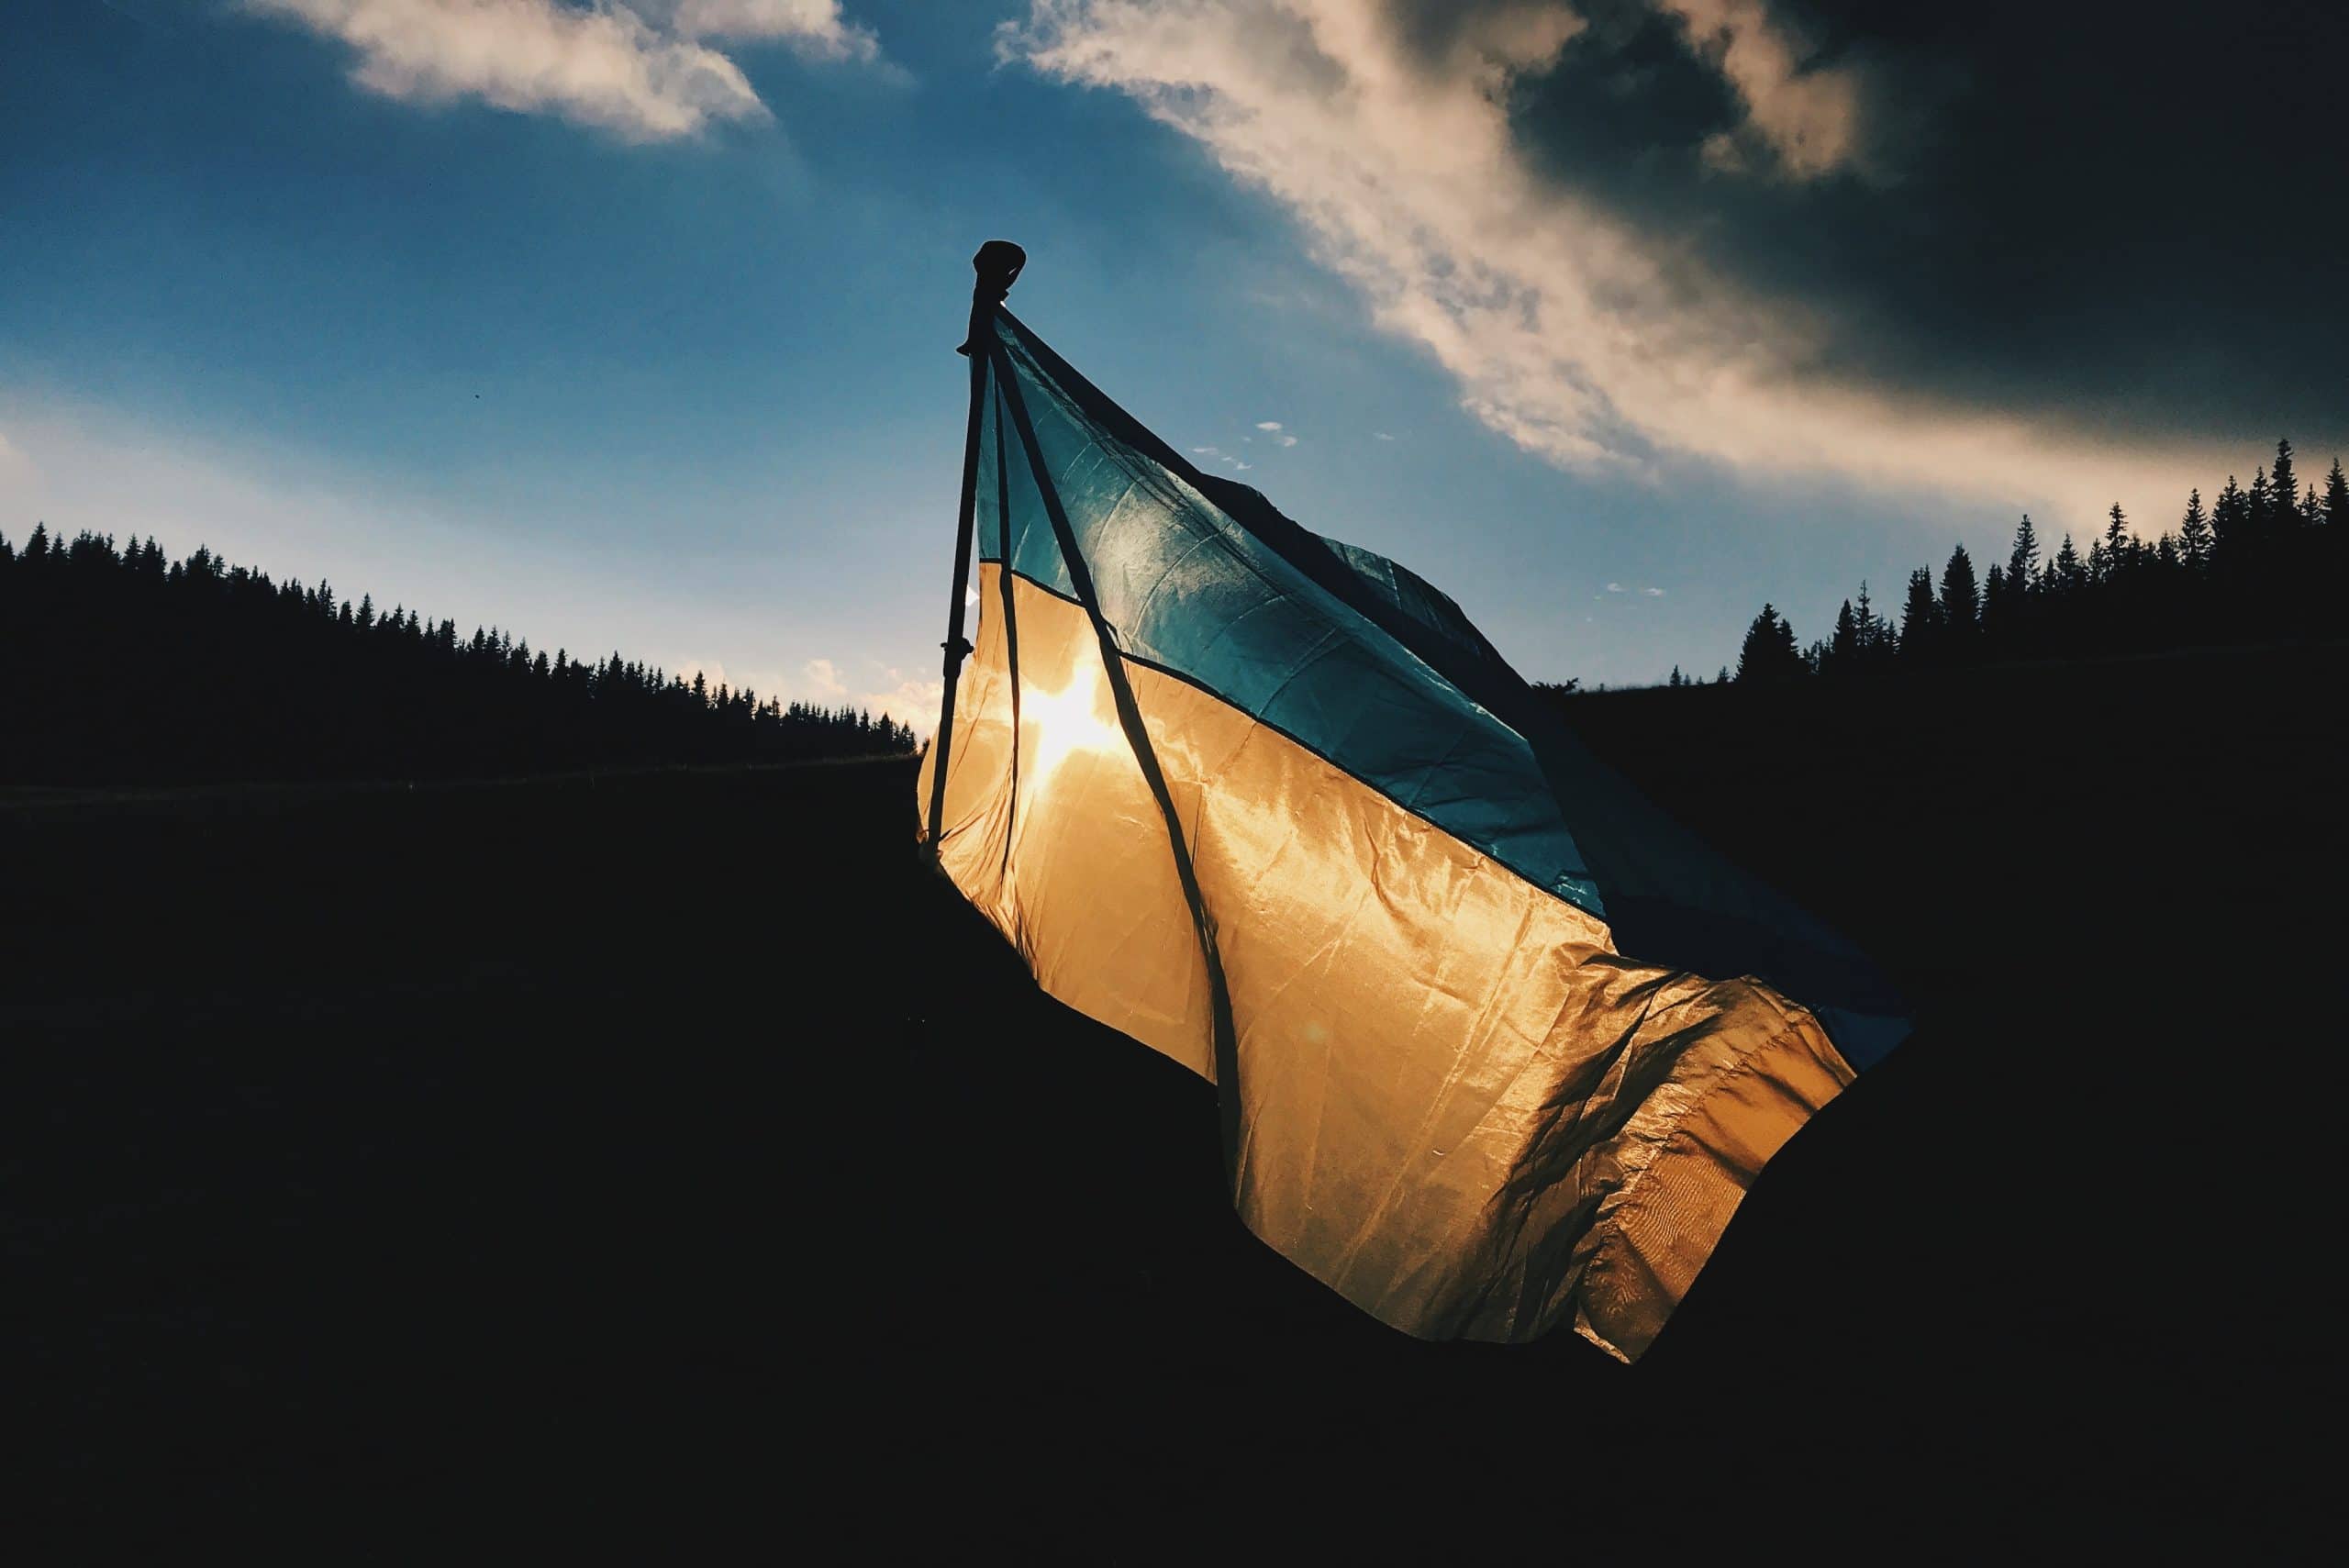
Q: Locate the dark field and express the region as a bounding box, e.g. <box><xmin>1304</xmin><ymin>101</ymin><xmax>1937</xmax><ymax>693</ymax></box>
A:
<box><xmin>5</xmin><ymin>644</ymin><xmax>2338</xmax><ymax>1551</ymax></box>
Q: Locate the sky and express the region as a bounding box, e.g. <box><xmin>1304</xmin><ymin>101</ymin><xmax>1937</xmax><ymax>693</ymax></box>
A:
<box><xmin>6</xmin><ymin>1</ymin><xmax>2343</xmax><ymax>712</ymax></box>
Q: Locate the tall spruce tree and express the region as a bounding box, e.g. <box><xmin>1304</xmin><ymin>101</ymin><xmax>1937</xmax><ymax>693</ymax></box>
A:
<box><xmin>1938</xmin><ymin>543</ymin><xmax>1981</xmax><ymax>642</ymax></box>
<box><xmin>2324</xmin><ymin>460</ymin><xmax>2349</xmax><ymax>533</ymax></box>
<box><xmin>1735</xmin><ymin>604</ymin><xmax>1805</xmax><ymax>685</ymax></box>
<box><xmin>2054</xmin><ymin>534</ymin><xmax>2085</xmax><ymax>595</ymax></box>
<box><xmin>2178</xmin><ymin>488</ymin><xmax>2213</xmax><ymax>568</ymax></box>
<box><xmin>1982</xmin><ymin>562</ymin><xmax>2009</xmax><ymax>633</ymax></box>
<box><xmin>2211</xmin><ymin>476</ymin><xmax>2245</xmax><ymax>558</ymax></box>
<box><xmin>1898</xmin><ymin>566</ymin><xmax>1941</xmax><ymax>658</ymax></box>
<box><xmin>1828</xmin><ymin>598</ymin><xmax>1860</xmax><ymax>673</ymax></box>
<box><xmin>2268</xmin><ymin>439</ymin><xmax>2298</xmax><ymax>532</ymax></box>
<box><xmin>2101</xmin><ymin>504</ymin><xmax>2132</xmax><ymax>576</ymax></box>
<box><xmin>2008</xmin><ymin>514</ymin><xmax>2041</xmax><ymax>586</ymax></box>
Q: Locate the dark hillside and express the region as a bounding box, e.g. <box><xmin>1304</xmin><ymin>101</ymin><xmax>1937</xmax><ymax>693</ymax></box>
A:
<box><xmin>0</xmin><ymin>528</ymin><xmax>916</xmax><ymax>783</ymax></box>
<box><xmin>5</xmin><ymin>643</ymin><xmax>2336</xmax><ymax>1549</ymax></box>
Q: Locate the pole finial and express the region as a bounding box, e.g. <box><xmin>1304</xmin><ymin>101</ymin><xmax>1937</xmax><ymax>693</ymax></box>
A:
<box><xmin>973</xmin><ymin>239</ymin><xmax>1025</xmax><ymax>306</ymax></box>
<box><xmin>958</xmin><ymin>240</ymin><xmax>1025</xmax><ymax>355</ymax></box>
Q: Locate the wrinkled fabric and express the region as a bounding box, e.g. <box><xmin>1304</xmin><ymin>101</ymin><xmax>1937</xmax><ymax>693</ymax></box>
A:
<box><xmin>980</xmin><ymin>317</ymin><xmax>1604</xmax><ymax>916</ymax></box>
<box><xmin>917</xmin><ymin>311</ymin><xmax>1876</xmax><ymax>1359</ymax></box>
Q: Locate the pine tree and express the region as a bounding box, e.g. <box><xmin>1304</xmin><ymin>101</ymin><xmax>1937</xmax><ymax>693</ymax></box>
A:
<box><xmin>1735</xmin><ymin>605</ymin><xmax>1805</xmax><ymax>684</ymax></box>
<box><xmin>2100</xmin><ymin>504</ymin><xmax>2131</xmax><ymax>577</ymax></box>
<box><xmin>1828</xmin><ymin>598</ymin><xmax>1860</xmax><ymax>672</ymax></box>
<box><xmin>2054</xmin><ymin>534</ymin><xmax>2085</xmax><ymax>595</ymax></box>
<box><xmin>1938</xmin><ymin>543</ymin><xmax>1980</xmax><ymax>642</ymax></box>
<box><xmin>2325</xmin><ymin>460</ymin><xmax>2349</xmax><ymax>533</ymax></box>
<box><xmin>2268</xmin><ymin>439</ymin><xmax>2298</xmax><ymax>531</ymax></box>
<box><xmin>2178</xmin><ymin>488</ymin><xmax>2213</xmax><ymax>568</ymax></box>
<box><xmin>2008</xmin><ymin>514</ymin><xmax>2040</xmax><ymax>586</ymax></box>
<box><xmin>1899</xmin><ymin>566</ymin><xmax>1941</xmax><ymax>657</ymax></box>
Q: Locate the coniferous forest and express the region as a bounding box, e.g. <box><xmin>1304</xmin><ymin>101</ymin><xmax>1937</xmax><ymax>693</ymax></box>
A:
<box><xmin>0</xmin><ymin>528</ymin><xmax>918</xmax><ymax>784</ymax></box>
<box><xmin>1670</xmin><ymin>439</ymin><xmax>2346</xmax><ymax>689</ymax></box>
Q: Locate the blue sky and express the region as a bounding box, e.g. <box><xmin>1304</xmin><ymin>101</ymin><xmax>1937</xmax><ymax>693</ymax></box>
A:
<box><xmin>7</xmin><ymin>1</ymin><xmax>2317</xmax><ymax>716</ymax></box>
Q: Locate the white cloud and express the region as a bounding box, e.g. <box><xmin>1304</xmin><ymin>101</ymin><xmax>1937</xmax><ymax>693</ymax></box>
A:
<box><xmin>858</xmin><ymin>667</ymin><xmax>943</xmax><ymax>734</ymax></box>
<box><xmin>1605</xmin><ymin>581</ymin><xmax>1625</xmax><ymax>592</ymax></box>
<box><xmin>659</xmin><ymin>0</ymin><xmax>875</xmax><ymax>58</ymax></box>
<box><xmin>1006</xmin><ymin>1</ymin><xmax>2222</xmax><ymax>523</ymax></box>
<box><xmin>1657</xmin><ymin>0</ymin><xmax>1863</xmax><ymax>179</ymax></box>
<box><xmin>1374</xmin><ymin>431</ymin><xmax>1395</xmax><ymax>441</ymax></box>
<box><xmin>1254</xmin><ymin>420</ymin><xmax>1282</xmax><ymax>430</ymax></box>
<box><xmin>801</xmin><ymin>655</ymin><xmax>848</xmax><ymax>700</ymax></box>
<box><xmin>1642</xmin><ymin>585</ymin><xmax>1665</xmax><ymax>596</ymax></box>
<box><xmin>795</xmin><ymin>655</ymin><xmax>939</xmax><ymax>730</ymax></box>
<box><xmin>243</xmin><ymin>0</ymin><xmax>882</xmax><ymax>140</ymax></box>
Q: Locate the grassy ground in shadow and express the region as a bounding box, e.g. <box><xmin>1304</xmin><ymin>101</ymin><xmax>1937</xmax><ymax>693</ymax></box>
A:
<box><xmin>5</xmin><ymin>644</ymin><xmax>2337</xmax><ymax>1551</ymax></box>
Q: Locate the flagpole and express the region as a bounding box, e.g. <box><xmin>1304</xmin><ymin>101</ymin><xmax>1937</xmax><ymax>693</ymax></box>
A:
<box><xmin>925</xmin><ymin>239</ymin><xmax>1026</xmax><ymax>853</ymax></box>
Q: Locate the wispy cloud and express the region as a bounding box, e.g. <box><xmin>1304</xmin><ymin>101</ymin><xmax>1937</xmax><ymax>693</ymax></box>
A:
<box><xmin>857</xmin><ymin>666</ymin><xmax>943</xmax><ymax>732</ymax></box>
<box><xmin>243</xmin><ymin>0</ymin><xmax>881</xmax><ymax>140</ymax></box>
<box><xmin>801</xmin><ymin>655</ymin><xmax>848</xmax><ymax>699</ymax></box>
<box><xmin>659</xmin><ymin>0</ymin><xmax>875</xmax><ymax>58</ymax></box>
<box><xmin>1658</xmin><ymin>0</ymin><xmax>1864</xmax><ymax>179</ymax></box>
<box><xmin>1255</xmin><ymin>418</ymin><xmax>1298</xmax><ymax>447</ymax></box>
<box><xmin>802</xmin><ymin>654</ymin><xmax>940</xmax><ymax>731</ymax></box>
<box><xmin>1007</xmin><ymin>1</ymin><xmax>2222</xmax><ymax>520</ymax></box>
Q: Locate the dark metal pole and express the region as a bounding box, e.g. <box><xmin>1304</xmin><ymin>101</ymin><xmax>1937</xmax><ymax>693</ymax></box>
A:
<box><xmin>925</xmin><ymin>240</ymin><xmax>1026</xmax><ymax>854</ymax></box>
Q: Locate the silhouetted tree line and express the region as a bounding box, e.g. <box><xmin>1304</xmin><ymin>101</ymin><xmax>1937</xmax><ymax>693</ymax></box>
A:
<box><xmin>0</xmin><ymin>528</ymin><xmax>918</xmax><ymax>784</ymax></box>
<box><xmin>1681</xmin><ymin>439</ymin><xmax>2348</xmax><ymax>689</ymax></box>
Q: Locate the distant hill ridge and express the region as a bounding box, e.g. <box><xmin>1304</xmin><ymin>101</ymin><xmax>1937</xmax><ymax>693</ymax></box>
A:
<box><xmin>0</xmin><ymin>527</ymin><xmax>918</xmax><ymax>785</ymax></box>
<box><xmin>1664</xmin><ymin>438</ymin><xmax>2347</xmax><ymax>692</ymax></box>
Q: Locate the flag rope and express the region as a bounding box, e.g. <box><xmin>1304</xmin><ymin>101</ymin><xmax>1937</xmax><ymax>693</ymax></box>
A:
<box><xmin>987</xmin><ymin>335</ymin><xmax>1246</xmax><ymax>1166</ymax></box>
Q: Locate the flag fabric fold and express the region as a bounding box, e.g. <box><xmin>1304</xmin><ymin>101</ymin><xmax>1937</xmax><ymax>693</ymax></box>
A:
<box><xmin>918</xmin><ymin>306</ymin><xmax>1901</xmax><ymax>1360</ymax></box>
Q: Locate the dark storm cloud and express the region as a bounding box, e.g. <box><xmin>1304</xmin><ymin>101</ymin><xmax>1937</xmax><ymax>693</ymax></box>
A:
<box><xmin>1500</xmin><ymin>0</ymin><xmax>2349</xmax><ymax>443</ymax></box>
<box><xmin>1014</xmin><ymin>0</ymin><xmax>2328</xmax><ymax>512</ymax></box>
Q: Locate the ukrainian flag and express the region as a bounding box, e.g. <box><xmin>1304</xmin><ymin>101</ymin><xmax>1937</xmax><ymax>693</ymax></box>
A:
<box><xmin>919</xmin><ymin>284</ymin><xmax>1904</xmax><ymax>1362</ymax></box>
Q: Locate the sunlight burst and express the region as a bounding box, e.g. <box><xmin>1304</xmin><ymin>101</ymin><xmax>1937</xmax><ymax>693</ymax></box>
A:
<box><xmin>1020</xmin><ymin>654</ymin><xmax>1126</xmax><ymax>795</ymax></box>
